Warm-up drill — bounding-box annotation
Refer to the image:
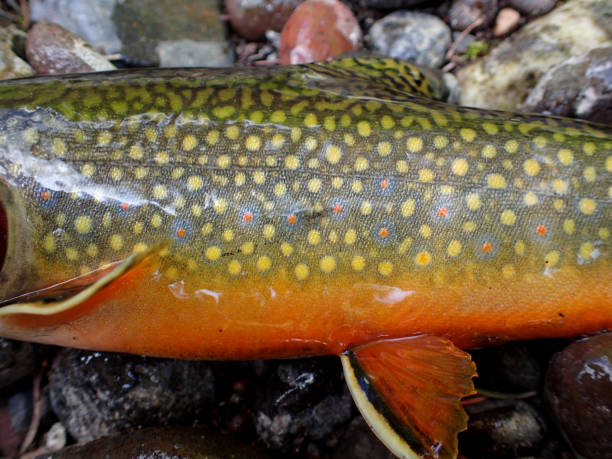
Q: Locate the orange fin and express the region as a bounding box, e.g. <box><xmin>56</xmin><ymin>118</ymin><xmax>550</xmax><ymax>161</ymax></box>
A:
<box><xmin>341</xmin><ymin>336</ymin><xmax>476</xmax><ymax>458</ymax></box>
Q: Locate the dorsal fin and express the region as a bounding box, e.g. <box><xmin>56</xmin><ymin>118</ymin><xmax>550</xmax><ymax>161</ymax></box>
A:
<box><xmin>341</xmin><ymin>335</ymin><xmax>476</xmax><ymax>458</ymax></box>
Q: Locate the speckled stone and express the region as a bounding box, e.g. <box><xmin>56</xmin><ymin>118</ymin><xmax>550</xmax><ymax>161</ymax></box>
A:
<box><xmin>225</xmin><ymin>0</ymin><xmax>303</xmax><ymax>41</ymax></box>
<box><xmin>508</xmin><ymin>0</ymin><xmax>556</xmax><ymax>16</ymax></box>
<box><xmin>448</xmin><ymin>0</ymin><xmax>498</xmax><ymax>31</ymax></box>
<box><xmin>0</xmin><ymin>26</ymin><xmax>34</xmax><ymax>80</ymax></box>
<box><xmin>458</xmin><ymin>0</ymin><xmax>612</xmax><ymax>110</ymax></box>
<box><xmin>367</xmin><ymin>10</ymin><xmax>451</xmax><ymax>68</ymax></box>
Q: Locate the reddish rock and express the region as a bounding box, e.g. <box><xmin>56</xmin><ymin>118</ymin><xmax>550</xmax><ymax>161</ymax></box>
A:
<box><xmin>279</xmin><ymin>0</ymin><xmax>361</xmax><ymax>65</ymax></box>
<box><xmin>493</xmin><ymin>8</ymin><xmax>521</xmax><ymax>37</ymax></box>
<box><xmin>225</xmin><ymin>0</ymin><xmax>303</xmax><ymax>41</ymax></box>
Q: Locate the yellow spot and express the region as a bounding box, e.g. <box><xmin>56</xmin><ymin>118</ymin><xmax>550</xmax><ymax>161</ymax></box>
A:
<box><xmin>502</xmin><ymin>264</ymin><xmax>516</xmax><ymax>279</ymax></box>
<box><xmin>545</xmin><ymin>251</ymin><xmax>560</xmax><ymax>267</ymax></box>
<box><xmin>270</xmin><ymin>110</ymin><xmax>286</xmax><ymax>124</ymax></box>
<box><xmin>256</xmin><ymin>256</ymin><xmax>272</xmax><ymax>272</ymax></box>
<box><xmin>331</xmin><ymin>177</ymin><xmax>343</xmax><ymax>189</ymax></box>
<box><xmin>307</xmin><ymin>178</ymin><xmax>322</xmax><ymax>193</ymax></box>
<box><xmin>552</xmin><ymin>179</ymin><xmax>568</xmax><ymax>194</ymax></box>
<box><xmin>415</xmin><ymin>251</ymin><xmax>432</xmax><ymax>266</ymax></box>
<box><xmin>74</xmin><ymin>215</ymin><xmax>92</xmax><ymax>234</ymax></box>
<box><xmin>419</xmin><ymin>169</ymin><xmax>434</xmax><ymax>182</ymax></box>
<box><xmin>357</xmin><ymin>120</ymin><xmax>371</xmax><ymax>137</ymax></box>
<box><xmin>225</xmin><ymin>125</ymin><xmax>239</xmax><ymax>140</ymax></box>
<box><xmin>505</xmin><ymin>139</ymin><xmax>518</xmax><ymax>153</ymax></box>
<box><xmin>360</xmin><ymin>201</ymin><xmax>372</xmax><ymax>216</ymax></box>
<box><xmin>579</xmin><ymin>198</ymin><xmax>597</xmax><ymax>215</ymax></box>
<box><xmin>466</xmin><ymin>193</ymin><xmax>481</xmax><ymax>211</ymax></box>
<box><xmin>151</xmin><ymin>213</ymin><xmax>162</xmax><ymax>228</ymax></box>
<box><xmin>481</xmin><ymin>145</ymin><xmax>497</xmax><ymax>158</ymax></box>
<box><xmin>263</xmin><ymin>224</ymin><xmax>275</xmax><ymax>240</ymax></box>
<box><xmin>583</xmin><ymin>142</ymin><xmax>596</xmax><ymax>155</ymax></box>
<box><xmin>110</xmin><ymin>234</ymin><xmax>123</xmax><ymax>251</ymax></box>
<box><xmin>307</xmin><ymin>230</ymin><xmax>321</xmax><ymax>245</ymax></box>
<box><xmin>65</xmin><ymin>247</ymin><xmax>79</xmax><ymax>261</ymax></box>
<box><xmin>154</xmin><ymin>151</ymin><xmax>170</xmax><ymax>165</ymax></box>
<box><xmin>43</xmin><ymin>233</ymin><xmax>55</xmax><ymax>252</ymax></box>
<box><xmin>523</xmin><ymin>159</ymin><xmax>540</xmax><ymax>176</ymax></box>
<box><xmin>80</xmin><ymin>163</ymin><xmax>96</xmax><ymax>178</ymax></box>
<box><xmin>524</xmin><ymin>192</ymin><xmax>539</xmax><ymax>206</ymax></box>
<box><xmin>85</xmin><ymin>244</ymin><xmax>98</xmax><ymax>257</ymax></box>
<box><xmin>354</xmin><ymin>157</ymin><xmax>369</xmax><ymax>171</ymax></box>
<box><xmin>447</xmin><ymin>240</ymin><xmax>462</xmax><ymax>257</ymax></box>
<box><xmin>271</xmin><ymin>134</ymin><xmax>285</xmax><ymax>148</ymax></box>
<box><xmin>52</xmin><ymin>137</ymin><xmax>67</xmax><ymax>156</ymax></box>
<box><xmin>291</xmin><ymin>127</ymin><xmax>301</xmax><ymax>142</ymax></box>
<box><xmin>579</xmin><ymin>242</ymin><xmax>594</xmax><ymax>260</ymax></box>
<box><xmin>187</xmin><ymin>175</ymin><xmax>203</xmax><ymax>191</ymax></box>
<box><xmin>500</xmin><ymin>209</ymin><xmax>517</xmax><ymax>226</ymax></box>
<box><xmin>222</xmin><ymin>229</ymin><xmax>234</xmax><ymax>242</ymax></box>
<box><xmin>251</xmin><ymin>171</ymin><xmax>265</xmax><ymax>185</ymax></box>
<box><xmin>304</xmin><ymin>113</ymin><xmax>318</xmax><ymax>128</ymax></box>
<box><xmin>377</xmin><ymin>141</ymin><xmax>393</xmax><ymax>157</ymax></box>
<box><xmin>228</xmin><ymin>260</ymin><xmax>242</xmax><ymax>276</ymax></box>
<box><xmin>433</xmin><ymin>135</ymin><xmax>449</xmax><ymax>149</ymax></box>
<box><xmin>213</xmin><ymin>197</ymin><xmax>228</xmax><ymax>214</ymax></box>
<box><xmin>97</xmin><ymin>131</ymin><xmax>112</xmax><ymax>146</ymax></box>
<box><xmin>406</xmin><ymin>136</ymin><xmax>424</xmax><ymax>153</ymax></box>
<box><xmin>206</xmin><ymin>129</ymin><xmax>219</xmax><ymax>145</ymax></box>
<box><xmin>344</xmin><ymin>133</ymin><xmax>355</xmax><ymax>145</ymax></box>
<box><xmin>419</xmin><ymin>225</ymin><xmax>432</xmax><ymax>239</ymax></box>
<box><xmin>325</xmin><ymin>145</ymin><xmax>342</xmax><ymax>164</ymax></box>
<box><xmin>280</xmin><ymin>242</ymin><xmax>294</xmax><ymax>257</ymax></box>
<box><xmin>515</xmin><ymin>240</ymin><xmax>526</xmax><ymax>256</ymax></box>
<box><xmin>378</xmin><ymin>261</ymin><xmax>393</xmax><ymax>276</ymax></box>
<box><xmin>164</xmin><ymin>125</ymin><xmax>177</xmax><ymax>139</ymax></box>
<box><xmin>344</xmin><ymin>229</ymin><xmax>357</xmax><ymax>245</ymax></box>
<box><xmin>482</xmin><ymin>122</ymin><xmax>499</xmax><ymax>135</ymax></box>
<box><xmin>487</xmin><ymin>173</ymin><xmax>507</xmax><ymax>189</ymax></box>
<box><xmin>245</xmin><ymin>135</ymin><xmax>262</xmax><ymax>151</ymax></box>
<box><xmin>463</xmin><ymin>221</ymin><xmax>476</xmax><ymax>232</ymax></box>
<box><xmin>554</xmin><ymin>199</ymin><xmax>565</xmax><ymax>211</ymax></box>
<box><xmin>401</xmin><ymin>198</ymin><xmax>416</xmax><ymax>217</ymax></box>
<box><xmin>460</xmin><ymin>128</ymin><xmax>476</xmax><ymax>142</ymax></box>
<box><xmin>351</xmin><ymin>180</ymin><xmax>363</xmax><ymax>194</ymax></box>
<box><xmin>320</xmin><ymin>256</ymin><xmax>337</xmax><ymax>273</ymax></box>
<box><xmin>451</xmin><ymin>158</ymin><xmax>469</xmax><ymax>176</ymax></box>
<box><xmin>217</xmin><ymin>155</ymin><xmax>231</xmax><ymax>168</ymax></box>
<box><xmin>606</xmin><ymin>156</ymin><xmax>612</xmax><ymax>172</ymax></box>
<box><xmin>274</xmin><ymin>183</ymin><xmax>287</xmax><ymax>197</ymax></box>
<box><xmin>152</xmin><ymin>184</ymin><xmax>168</xmax><ymax>200</ymax></box>
<box><xmin>73</xmin><ymin>129</ymin><xmax>85</xmax><ymax>143</ymax></box>
<box><xmin>381</xmin><ymin>115</ymin><xmax>395</xmax><ymax>130</ymax></box>
<box><xmin>144</xmin><ymin>127</ymin><xmax>157</xmax><ymax>142</ymax></box>
<box><xmin>205</xmin><ymin>246</ymin><xmax>221</xmax><ymax>261</ymax></box>
<box><xmin>235</xmin><ymin>172</ymin><xmax>246</xmax><ymax>186</ymax></box>
<box><xmin>129</xmin><ymin>144</ymin><xmax>144</xmax><ymax>160</ymax></box>
<box><xmin>563</xmin><ymin>219</ymin><xmax>575</xmax><ymax>235</ymax></box>
<box><xmin>132</xmin><ymin>242</ymin><xmax>147</xmax><ymax>254</ymax></box>
<box><xmin>598</xmin><ymin>228</ymin><xmax>609</xmax><ymax>240</ymax></box>
<box><xmin>583</xmin><ymin>166</ymin><xmax>596</xmax><ymax>182</ymax></box>
<box><xmin>557</xmin><ymin>148</ymin><xmax>574</xmax><ymax>165</ymax></box>
<box><xmin>295</xmin><ymin>263</ymin><xmax>310</xmax><ymax>280</ymax></box>
<box><xmin>283</xmin><ymin>154</ymin><xmax>299</xmax><ymax>170</ymax></box>
<box><xmin>352</xmin><ymin>255</ymin><xmax>366</xmax><ymax>272</ymax></box>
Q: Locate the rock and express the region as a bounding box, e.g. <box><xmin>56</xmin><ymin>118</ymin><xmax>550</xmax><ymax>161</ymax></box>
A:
<box><xmin>156</xmin><ymin>40</ymin><xmax>234</xmax><ymax>68</ymax></box>
<box><xmin>443</xmin><ymin>72</ymin><xmax>462</xmax><ymax>104</ymax></box>
<box><xmin>448</xmin><ymin>0</ymin><xmax>498</xmax><ymax>31</ymax></box>
<box><xmin>545</xmin><ymin>333</ymin><xmax>612</xmax><ymax>458</ymax></box>
<box><xmin>30</xmin><ymin>425</ymin><xmax>269</xmax><ymax>459</ymax></box>
<box><xmin>451</xmin><ymin>31</ymin><xmax>477</xmax><ymax>55</ymax></box>
<box><xmin>458</xmin><ymin>0</ymin><xmax>612</xmax><ymax>110</ymax></box>
<box><xmin>0</xmin><ymin>391</ymin><xmax>32</xmax><ymax>457</ymax></box>
<box><xmin>279</xmin><ymin>0</ymin><xmax>361</xmax><ymax>64</ymax></box>
<box><xmin>462</xmin><ymin>400</ymin><xmax>547</xmax><ymax>457</ymax></box>
<box><xmin>508</xmin><ymin>0</ymin><xmax>556</xmax><ymax>16</ymax></box>
<box><xmin>0</xmin><ymin>338</ymin><xmax>37</xmax><ymax>389</ymax></box>
<box><xmin>349</xmin><ymin>0</ymin><xmax>429</xmax><ymax>8</ymax></box>
<box><xmin>26</xmin><ymin>22</ymin><xmax>116</xmax><ymax>74</ymax></box>
<box><xmin>522</xmin><ymin>46</ymin><xmax>612</xmax><ymax>124</ymax></box>
<box><xmin>48</xmin><ymin>350</ymin><xmax>215</xmax><ymax>442</ymax></box>
<box><xmin>225</xmin><ymin>0</ymin><xmax>303</xmax><ymax>41</ymax></box>
<box><xmin>493</xmin><ymin>8</ymin><xmax>521</xmax><ymax>37</ymax></box>
<box><xmin>0</xmin><ymin>25</ymin><xmax>34</xmax><ymax>80</ymax></box>
<box><xmin>367</xmin><ymin>11</ymin><xmax>451</xmax><ymax>68</ymax></box>
<box><xmin>30</xmin><ymin>0</ymin><xmax>123</xmax><ymax>55</ymax></box>
<box><xmin>332</xmin><ymin>416</ymin><xmax>393</xmax><ymax>459</ymax></box>
<box><xmin>254</xmin><ymin>357</ymin><xmax>353</xmax><ymax>453</ymax></box>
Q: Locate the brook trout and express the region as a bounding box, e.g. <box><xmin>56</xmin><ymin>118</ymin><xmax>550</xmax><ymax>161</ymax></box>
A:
<box><xmin>0</xmin><ymin>57</ymin><xmax>609</xmax><ymax>458</ymax></box>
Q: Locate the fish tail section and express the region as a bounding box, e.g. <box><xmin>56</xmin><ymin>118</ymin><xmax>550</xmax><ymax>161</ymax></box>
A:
<box><xmin>341</xmin><ymin>335</ymin><xmax>476</xmax><ymax>458</ymax></box>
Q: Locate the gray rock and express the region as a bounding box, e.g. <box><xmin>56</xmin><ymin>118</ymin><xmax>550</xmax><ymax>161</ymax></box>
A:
<box><xmin>509</xmin><ymin>0</ymin><xmax>556</xmax><ymax>16</ymax></box>
<box><xmin>49</xmin><ymin>350</ymin><xmax>215</xmax><ymax>442</ymax></box>
<box><xmin>448</xmin><ymin>0</ymin><xmax>498</xmax><ymax>31</ymax></box>
<box><xmin>443</xmin><ymin>72</ymin><xmax>462</xmax><ymax>104</ymax></box>
<box><xmin>156</xmin><ymin>39</ymin><xmax>234</xmax><ymax>68</ymax></box>
<box><xmin>451</xmin><ymin>31</ymin><xmax>477</xmax><ymax>55</ymax></box>
<box><xmin>0</xmin><ymin>26</ymin><xmax>34</xmax><ymax>80</ymax></box>
<box><xmin>30</xmin><ymin>0</ymin><xmax>122</xmax><ymax>54</ymax></box>
<box><xmin>367</xmin><ymin>11</ymin><xmax>452</xmax><ymax>68</ymax></box>
<box><xmin>522</xmin><ymin>46</ymin><xmax>612</xmax><ymax>124</ymax></box>
<box><xmin>458</xmin><ymin>0</ymin><xmax>612</xmax><ymax>110</ymax></box>
<box><xmin>0</xmin><ymin>338</ymin><xmax>37</xmax><ymax>389</ymax></box>
<box><xmin>26</xmin><ymin>22</ymin><xmax>116</xmax><ymax>74</ymax></box>
<box><xmin>349</xmin><ymin>0</ymin><xmax>429</xmax><ymax>8</ymax></box>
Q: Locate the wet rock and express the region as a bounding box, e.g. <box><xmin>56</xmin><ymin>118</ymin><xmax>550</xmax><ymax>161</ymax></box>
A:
<box><xmin>545</xmin><ymin>333</ymin><xmax>612</xmax><ymax>458</ymax></box>
<box><xmin>26</xmin><ymin>22</ymin><xmax>116</xmax><ymax>74</ymax></box>
<box><xmin>522</xmin><ymin>46</ymin><xmax>612</xmax><ymax>124</ymax></box>
<box><xmin>49</xmin><ymin>350</ymin><xmax>215</xmax><ymax>442</ymax></box>
<box><xmin>0</xmin><ymin>338</ymin><xmax>37</xmax><ymax>389</ymax></box>
<box><xmin>279</xmin><ymin>0</ymin><xmax>361</xmax><ymax>64</ymax></box>
<box><xmin>31</xmin><ymin>425</ymin><xmax>269</xmax><ymax>459</ymax></box>
<box><xmin>350</xmin><ymin>0</ymin><xmax>429</xmax><ymax>8</ymax></box>
<box><xmin>493</xmin><ymin>8</ymin><xmax>521</xmax><ymax>37</ymax></box>
<box><xmin>0</xmin><ymin>391</ymin><xmax>32</xmax><ymax>457</ymax></box>
<box><xmin>458</xmin><ymin>0</ymin><xmax>612</xmax><ymax>110</ymax></box>
<box><xmin>508</xmin><ymin>0</ymin><xmax>556</xmax><ymax>16</ymax></box>
<box><xmin>254</xmin><ymin>357</ymin><xmax>353</xmax><ymax>453</ymax></box>
<box><xmin>225</xmin><ymin>0</ymin><xmax>303</xmax><ymax>41</ymax></box>
<box><xmin>367</xmin><ymin>11</ymin><xmax>451</xmax><ymax>68</ymax></box>
<box><xmin>448</xmin><ymin>0</ymin><xmax>498</xmax><ymax>31</ymax></box>
<box><xmin>30</xmin><ymin>0</ymin><xmax>123</xmax><ymax>54</ymax></box>
<box><xmin>461</xmin><ymin>400</ymin><xmax>547</xmax><ymax>457</ymax></box>
<box><xmin>0</xmin><ymin>25</ymin><xmax>34</xmax><ymax>80</ymax></box>
<box><xmin>333</xmin><ymin>416</ymin><xmax>392</xmax><ymax>459</ymax></box>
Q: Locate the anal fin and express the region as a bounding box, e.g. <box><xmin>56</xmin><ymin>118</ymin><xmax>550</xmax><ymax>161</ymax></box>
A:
<box><xmin>341</xmin><ymin>335</ymin><xmax>476</xmax><ymax>458</ymax></box>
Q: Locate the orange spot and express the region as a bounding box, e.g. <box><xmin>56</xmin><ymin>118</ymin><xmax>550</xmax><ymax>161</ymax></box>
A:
<box><xmin>176</xmin><ymin>228</ymin><xmax>186</xmax><ymax>238</ymax></box>
<box><xmin>417</xmin><ymin>253</ymin><xmax>429</xmax><ymax>264</ymax></box>
<box><xmin>287</xmin><ymin>214</ymin><xmax>297</xmax><ymax>225</ymax></box>
<box><xmin>120</xmin><ymin>202</ymin><xmax>130</xmax><ymax>211</ymax></box>
<box><xmin>437</xmin><ymin>207</ymin><xmax>449</xmax><ymax>218</ymax></box>
<box><xmin>481</xmin><ymin>241</ymin><xmax>493</xmax><ymax>253</ymax></box>
<box><xmin>242</xmin><ymin>212</ymin><xmax>253</xmax><ymax>223</ymax></box>
<box><xmin>40</xmin><ymin>190</ymin><xmax>51</xmax><ymax>201</ymax></box>
<box><xmin>380</xmin><ymin>179</ymin><xmax>389</xmax><ymax>190</ymax></box>
<box><xmin>536</xmin><ymin>225</ymin><xmax>547</xmax><ymax>236</ymax></box>
<box><xmin>333</xmin><ymin>203</ymin><xmax>343</xmax><ymax>214</ymax></box>
<box><xmin>379</xmin><ymin>227</ymin><xmax>389</xmax><ymax>238</ymax></box>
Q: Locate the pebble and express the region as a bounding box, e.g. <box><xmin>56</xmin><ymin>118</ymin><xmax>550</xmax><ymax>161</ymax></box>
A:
<box><xmin>0</xmin><ymin>338</ymin><xmax>37</xmax><ymax>389</ymax></box>
<box><xmin>351</xmin><ymin>0</ymin><xmax>429</xmax><ymax>8</ymax></box>
<box><xmin>332</xmin><ymin>416</ymin><xmax>393</xmax><ymax>459</ymax></box>
<box><xmin>225</xmin><ymin>0</ymin><xmax>303</xmax><ymax>41</ymax></box>
<box><xmin>26</xmin><ymin>22</ymin><xmax>116</xmax><ymax>74</ymax></box>
<box><xmin>279</xmin><ymin>0</ymin><xmax>361</xmax><ymax>64</ymax></box>
<box><xmin>48</xmin><ymin>350</ymin><xmax>215</xmax><ymax>442</ymax></box>
<box><xmin>522</xmin><ymin>46</ymin><xmax>612</xmax><ymax>124</ymax></box>
<box><xmin>545</xmin><ymin>333</ymin><xmax>612</xmax><ymax>458</ymax></box>
<box><xmin>0</xmin><ymin>26</ymin><xmax>34</xmax><ymax>80</ymax></box>
<box><xmin>367</xmin><ymin>11</ymin><xmax>451</xmax><ymax>68</ymax></box>
<box><xmin>448</xmin><ymin>0</ymin><xmax>498</xmax><ymax>31</ymax></box>
<box><xmin>0</xmin><ymin>391</ymin><xmax>32</xmax><ymax>457</ymax></box>
<box><xmin>493</xmin><ymin>8</ymin><xmax>521</xmax><ymax>37</ymax></box>
<box><xmin>451</xmin><ymin>31</ymin><xmax>477</xmax><ymax>55</ymax></box>
<box><xmin>508</xmin><ymin>0</ymin><xmax>556</xmax><ymax>16</ymax></box>
<box><xmin>458</xmin><ymin>0</ymin><xmax>612</xmax><ymax>110</ymax></box>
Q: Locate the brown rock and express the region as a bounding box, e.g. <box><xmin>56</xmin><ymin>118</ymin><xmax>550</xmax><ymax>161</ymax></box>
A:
<box><xmin>279</xmin><ymin>0</ymin><xmax>361</xmax><ymax>64</ymax></box>
<box><xmin>225</xmin><ymin>0</ymin><xmax>303</xmax><ymax>41</ymax></box>
<box><xmin>493</xmin><ymin>8</ymin><xmax>521</xmax><ymax>36</ymax></box>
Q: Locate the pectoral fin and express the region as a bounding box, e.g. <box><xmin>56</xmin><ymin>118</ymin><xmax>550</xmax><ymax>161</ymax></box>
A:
<box><xmin>0</xmin><ymin>240</ymin><xmax>170</xmax><ymax>317</ymax></box>
<box><xmin>341</xmin><ymin>335</ymin><xmax>476</xmax><ymax>458</ymax></box>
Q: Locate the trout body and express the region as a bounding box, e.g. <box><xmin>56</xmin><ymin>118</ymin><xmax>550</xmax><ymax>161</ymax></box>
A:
<box><xmin>0</xmin><ymin>58</ymin><xmax>609</xmax><ymax>457</ymax></box>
